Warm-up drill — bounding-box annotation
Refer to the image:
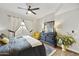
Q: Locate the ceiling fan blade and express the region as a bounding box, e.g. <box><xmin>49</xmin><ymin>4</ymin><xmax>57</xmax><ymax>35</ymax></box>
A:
<box><xmin>18</xmin><ymin>7</ymin><xmax>27</xmax><ymax>10</ymax></box>
<box><xmin>31</xmin><ymin>8</ymin><xmax>39</xmax><ymax>10</ymax></box>
<box><xmin>30</xmin><ymin>10</ymin><xmax>36</xmax><ymax>15</ymax></box>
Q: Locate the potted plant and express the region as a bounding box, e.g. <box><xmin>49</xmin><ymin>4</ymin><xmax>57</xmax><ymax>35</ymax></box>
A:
<box><xmin>56</xmin><ymin>32</ymin><xmax>76</xmax><ymax>51</ymax></box>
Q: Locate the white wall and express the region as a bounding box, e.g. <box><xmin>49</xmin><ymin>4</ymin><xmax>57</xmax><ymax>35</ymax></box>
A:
<box><xmin>0</xmin><ymin>8</ymin><xmax>10</xmax><ymax>36</ymax></box>
<box><xmin>38</xmin><ymin>8</ymin><xmax>79</xmax><ymax>53</ymax></box>
<box><xmin>37</xmin><ymin>13</ymin><xmax>55</xmax><ymax>32</ymax></box>
<box><xmin>55</xmin><ymin>8</ymin><xmax>79</xmax><ymax>33</ymax></box>
<box><xmin>0</xmin><ymin>8</ymin><xmax>37</xmax><ymax>36</ymax></box>
<box><xmin>55</xmin><ymin>8</ymin><xmax>79</xmax><ymax>53</ymax></box>
<box><xmin>0</xmin><ymin>9</ymin><xmax>9</xmax><ymax>31</ymax></box>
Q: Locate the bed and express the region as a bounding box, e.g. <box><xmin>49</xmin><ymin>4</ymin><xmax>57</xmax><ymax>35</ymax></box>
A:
<box><xmin>0</xmin><ymin>35</ymin><xmax>46</xmax><ymax>56</ymax></box>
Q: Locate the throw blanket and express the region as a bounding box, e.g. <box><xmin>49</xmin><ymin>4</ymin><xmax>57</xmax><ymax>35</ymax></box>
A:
<box><xmin>0</xmin><ymin>35</ymin><xmax>42</xmax><ymax>53</ymax></box>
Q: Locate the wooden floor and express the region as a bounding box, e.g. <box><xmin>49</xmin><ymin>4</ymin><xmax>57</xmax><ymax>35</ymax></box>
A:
<box><xmin>52</xmin><ymin>48</ymin><xmax>79</xmax><ymax>56</ymax></box>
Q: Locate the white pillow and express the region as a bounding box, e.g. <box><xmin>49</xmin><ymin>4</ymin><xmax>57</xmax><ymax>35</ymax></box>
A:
<box><xmin>23</xmin><ymin>35</ymin><xmax>42</xmax><ymax>47</ymax></box>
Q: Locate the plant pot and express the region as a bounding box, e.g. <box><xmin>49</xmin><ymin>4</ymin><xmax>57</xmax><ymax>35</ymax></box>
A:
<box><xmin>61</xmin><ymin>44</ymin><xmax>66</xmax><ymax>51</ymax></box>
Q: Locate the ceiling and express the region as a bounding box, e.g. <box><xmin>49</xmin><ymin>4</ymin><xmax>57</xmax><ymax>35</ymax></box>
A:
<box><xmin>0</xmin><ymin>3</ymin><xmax>79</xmax><ymax>19</ymax></box>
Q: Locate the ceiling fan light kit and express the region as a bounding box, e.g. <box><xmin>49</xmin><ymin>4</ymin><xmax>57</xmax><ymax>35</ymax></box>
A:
<box><xmin>27</xmin><ymin>11</ymin><xmax>32</xmax><ymax>14</ymax></box>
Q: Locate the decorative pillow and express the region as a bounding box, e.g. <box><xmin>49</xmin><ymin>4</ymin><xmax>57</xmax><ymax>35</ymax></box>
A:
<box><xmin>0</xmin><ymin>37</ymin><xmax>9</xmax><ymax>45</ymax></box>
<box><xmin>32</xmin><ymin>32</ymin><xmax>41</xmax><ymax>40</ymax></box>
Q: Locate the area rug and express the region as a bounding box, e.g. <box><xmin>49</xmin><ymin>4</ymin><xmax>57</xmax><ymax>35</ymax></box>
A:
<box><xmin>44</xmin><ymin>43</ymin><xmax>56</xmax><ymax>56</ymax></box>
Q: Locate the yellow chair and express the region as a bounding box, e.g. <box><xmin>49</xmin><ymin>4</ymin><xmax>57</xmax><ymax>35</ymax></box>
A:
<box><xmin>32</xmin><ymin>32</ymin><xmax>41</xmax><ymax>40</ymax></box>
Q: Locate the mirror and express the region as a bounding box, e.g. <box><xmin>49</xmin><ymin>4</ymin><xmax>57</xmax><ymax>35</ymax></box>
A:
<box><xmin>44</xmin><ymin>21</ymin><xmax>55</xmax><ymax>33</ymax></box>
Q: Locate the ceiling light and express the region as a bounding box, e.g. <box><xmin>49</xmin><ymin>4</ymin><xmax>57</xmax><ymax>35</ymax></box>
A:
<box><xmin>28</xmin><ymin>11</ymin><xmax>31</xmax><ymax>14</ymax></box>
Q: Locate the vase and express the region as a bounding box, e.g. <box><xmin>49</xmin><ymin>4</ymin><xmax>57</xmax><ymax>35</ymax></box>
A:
<box><xmin>61</xmin><ymin>44</ymin><xmax>66</xmax><ymax>51</ymax></box>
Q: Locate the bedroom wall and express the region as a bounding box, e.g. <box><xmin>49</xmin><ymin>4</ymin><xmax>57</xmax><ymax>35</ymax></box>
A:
<box><xmin>55</xmin><ymin>8</ymin><xmax>79</xmax><ymax>53</ymax></box>
<box><xmin>0</xmin><ymin>8</ymin><xmax>37</xmax><ymax>36</ymax></box>
<box><xmin>0</xmin><ymin>8</ymin><xmax>9</xmax><ymax>35</ymax></box>
<box><xmin>38</xmin><ymin>8</ymin><xmax>79</xmax><ymax>53</ymax></box>
<box><xmin>36</xmin><ymin>13</ymin><xmax>55</xmax><ymax>32</ymax></box>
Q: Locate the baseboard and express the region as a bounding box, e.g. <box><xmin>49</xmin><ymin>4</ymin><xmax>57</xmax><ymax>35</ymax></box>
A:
<box><xmin>48</xmin><ymin>49</ymin><xmax>56</xmax><ymax>56</ymax></box>
<box><xmin>57</xmin><ymin>46</ymin><xmax>79</xmax><ymax>55</ymax></box>
<box><xmin>67</xmin><ymin>48</ymin><xmax>79</xmax><ymax>54</ymax></box>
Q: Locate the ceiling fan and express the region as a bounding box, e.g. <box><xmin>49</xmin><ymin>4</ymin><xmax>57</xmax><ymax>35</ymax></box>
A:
<box><xmin>18</xmin><ymin>4</ymin><xmax>40</xmax><ymax>15</ymax></box>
